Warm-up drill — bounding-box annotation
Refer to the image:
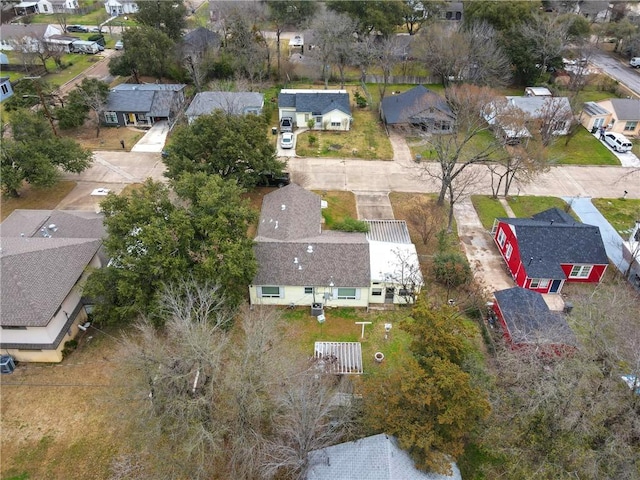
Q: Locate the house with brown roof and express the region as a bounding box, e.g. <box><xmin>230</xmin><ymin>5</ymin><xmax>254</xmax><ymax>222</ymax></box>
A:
<box><xmin>0</xmin><ymin>210</ymin><xmax>105</xmax><ymax>362</ymax></box>
<box><xmin>249</xmin><ymin>185</ymin><xmax>422</xmax><ymax>308</ymax></box>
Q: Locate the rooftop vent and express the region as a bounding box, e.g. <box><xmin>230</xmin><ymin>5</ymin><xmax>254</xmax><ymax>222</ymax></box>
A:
<box><xmin>307</xmin><ymin>245</ymin><xmax>313</xmax><ymax>253</ymax></box>
<box><xmin>281</xmin><ymin>204</ymin><xmax>286</xmax><ymax>211</ymax></box>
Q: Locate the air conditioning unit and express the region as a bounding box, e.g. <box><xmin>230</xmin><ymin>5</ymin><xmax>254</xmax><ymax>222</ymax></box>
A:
<box><xmin>311</xmin><ymin>303</ymin><xmax>324</xmax><ymax>316</ymax></box>
<box><xmin>0</xmin><ymin>355</ymin><xmax>16</xmax><ymax>374</ymax></box>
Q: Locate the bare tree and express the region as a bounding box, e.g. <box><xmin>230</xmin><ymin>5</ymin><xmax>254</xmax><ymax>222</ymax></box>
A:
<box><xmin>373</xmin><ymin>35</ymin><xmax>404</xmax><ymax>100</ymax></box>
<box><xmin>386</xmin><ymin>247</ymin><xmax>423</xmax><ymax>304</ymax></box>
<box><xmin>404</xmin><ymin>196</ymin><xmax>446</xmax><ymax>245</ymax></box>
<box><xmin>519</xmin><ymin>14</ymin><xmax>569</xmax><ymax>74</ymax></box>
<box><xmin>54</xmin><ymin>11</ymin><xmax>69</xmax><ymax>35</ymax></box>
<box><xmin>402</xmin><ymin>0</ymin><xmax>443</xmax><ymax>35</ymax></box>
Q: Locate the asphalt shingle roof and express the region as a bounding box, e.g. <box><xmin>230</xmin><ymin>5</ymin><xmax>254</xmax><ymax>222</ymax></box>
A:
<box><xmin>185</xmin><ymin>92</ymin><xmax>263</xmax><ymax>117</ymax></box>
<box><xmin>499</xmin><ymin>208</ymin><xmax>608</xmax><ymax>279</ymax></box>
<box><xmin>608</xmin><ymin>98</ymin><xmax>640</xmax><ymax>121</ymax></box>
<box><xmin>307</xmin><ymin>433</ymin><xmax>462</xmax><ymax>480</ymax></box>
<box><xmin>0</xmin><ymin>209</ymin><xmax>105</xmax><ymax>238</ymax></box>
<box><xmin>278</xmin><ymin>90</ymin><xmax>351</xmax><ymax>116</ymax></box>
<box><xmin>494</xmin><ymin>287</ymin><xmax>577</xmax><ymax>346</ymax></box>
<box><xmin>381</xmin><ymin>85</ymin><xmax>453</xmax><ymax>125</ymax></box>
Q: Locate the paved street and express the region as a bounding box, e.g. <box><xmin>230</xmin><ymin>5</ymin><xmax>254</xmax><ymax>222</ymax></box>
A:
<box><xmin>590</xmin><ymin>50</ymin><xmax>640</xmax><ymax>98</ymax></box>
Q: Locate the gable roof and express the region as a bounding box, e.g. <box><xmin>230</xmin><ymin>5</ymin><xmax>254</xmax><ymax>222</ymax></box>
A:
<box><xmin>1</xmin><ymin>23</ymin><xmax>51</xmax><ymax>40</ymax></box>
<box><xmin>185</xmin><ymin>91</ymin><xmax>263</xmax><ymax>117</ymax></box>
<box><xmin>607</xmin><ymin>98</ymin><xmax>640</xmax><ymax>121</ymax></box>
<box><xmin>278</xmin><ymin>89</ymin><xmax>351</xmax><ymax>116</ymax></box>
<box><xmin>499</xmin><ymin>208</ymin><xmax>608</xmax><ymax>279</ymax></box>
<box><xmin>1</xmin><ymin>210</ymin><xmax>105</xmax><ymax>328</ymax></box>
<box><xmin>504</xmin><ymin>96</ymin><xmax>571</xmax><ymax>118</ymax></box>
<box><xmin>494</xmin><ymin>287</ymin><xmax>577</xmax><ymax>347</ymax></box>
<box><xmin>256</xmin><ymin>183</ymin><xmax>322</xmax><ymax>241</ymax></box>
<box><xmin>105</xmin><ymin>89</ymin><xmax>181</xmax><ymax>116</ymax></box>
<box><xmin>307</xmin><ymin>433</ymin><xmax>462</xmax><ymax>480</ymax></box>
<box><xmin>381</xmin><ymin>85</ymin><xmax>453</xmax><ymax>125</ymax></box>
<box><xmin>182</xmin><ymin>26</ymin><xmax>220</xmax><ymax>50</ymax></box>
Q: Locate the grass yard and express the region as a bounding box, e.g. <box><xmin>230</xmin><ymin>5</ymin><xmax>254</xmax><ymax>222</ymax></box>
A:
<box><xmin>506</xmin><ymin>195</ymin><xmax>569</xmax><ymax>218</ymax></box>
<box><xmin>547</xmin><ymin>127</ymin><xmax>619</xmax><ymax>165</ymax></box>
<box><xmin>591</xmin><ymin>198</ymin><xmax>640</xmax><ymax>234</ymax></box>
<box><xmin>409</xmin><ymin>129</ymin><xmax>507</xmax><ymax>163</ymax></box>
<box><xmin>1</xmin><ymin>181</ymin><xmax>77</xmax><ymax>221</ymax></box>
<box><xmin>313</xmin><ymin>190</ymin><xmax>358</xmax><ymax>228</ymax></box>
<box><xmin>470</xmin><ymin>195</ymin><xmax>508</xmax><ymax>230</ymax></box>
<box><xmin>63</xmin><ymin>124</ymin><xmax>143</xmax><ymax>151</ymax></box>
<box><xmin>295</xmin><ymin>108</ymin><xmax>393</xmax><ymax>160</ymax></box>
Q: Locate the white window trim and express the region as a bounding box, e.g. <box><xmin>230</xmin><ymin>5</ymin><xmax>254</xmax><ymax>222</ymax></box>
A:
<box><xmin>497</xmin><ymin>228</ymin><xmax>506</xmax><ymax>248</ymax></box>
<box><xmin>569</xmin><ymin>265</ymin><xmax>592</xmax><ymax>278</ymax></box>
<box><xmin>258</xmin><ymin>286</ymin><xmax>283</xmax><ymax>298</ymax></box>
<box><xmin>529</xmin><ymin>278</ymin><xmax>550</xmax><ymax>289</ymax></box>
<box><xmin>505</xmin><ymin>243</ymin><xmax>513</xmax><ymax>260</ymax></box>
<box><xmin>334</xmin><ymin>287</ymin><xmax>360</xmax><ymax>300</ymax></box>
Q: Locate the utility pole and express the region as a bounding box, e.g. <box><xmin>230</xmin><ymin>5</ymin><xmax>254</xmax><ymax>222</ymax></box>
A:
<box><xmin>24</xmin><ymin>76</ymin><xmax>59</xmax><ymax>137</ymax></box>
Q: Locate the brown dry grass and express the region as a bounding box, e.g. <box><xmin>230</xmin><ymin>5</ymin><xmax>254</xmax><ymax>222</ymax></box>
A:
<box><xmin>0</xmin><ymin>330</ymin><xmax>124</xmax><ymax>480</ymax></box>
<box><xmin>313</xmin><ymin>190</ymin><xmax>358</xmax><ymax>228</ymax></box>
<box><xmin>63</xmin><ymin>123</ymin><xmax>143</xmax><ymax>151</ymax></box>
<box><xmin>1</xmin><ymin>181</ymin><xmax>77</xmax><ymax>221</ymax></box>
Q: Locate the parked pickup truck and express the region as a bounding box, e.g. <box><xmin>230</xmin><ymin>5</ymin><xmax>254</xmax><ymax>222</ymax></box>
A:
<box><xmin>280</xmin><ymin>116</ymin><xmax>293</xmax><ymax>132</ymax></box>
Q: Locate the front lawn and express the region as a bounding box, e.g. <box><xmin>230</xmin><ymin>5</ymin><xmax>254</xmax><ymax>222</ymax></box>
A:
<box><xmin>2</xmin><ymin>181</ymin><xmax>77</xmax><ymax>221</ymax></box>
<box><xmin>63</xmin><ymin>124</ymin><xmax>142</xmax><ymax>151</ymax></box>
<box><xmin>548</xmin><ymin>127</ymin><xmax>619</xmax><ymax>165</ymax></box>
<box><xmin>313</xmin><ymin>190</ymin><xmax>358</xmax><ymax>228</ymax></box>
<box><xmin>409</xmin><ymin>129</ymin><xmax>507</xmax><ymax>163</ymax></box>
<box><xmin>506</xmin><ymin>195</ymin><xmax>569</xmax><ymax>218</ymax></box>
<box><xmin>591</xmin><ymin>198</ymin><xmax>640</xmax><ymax>234</ymax></box>
<box><xmin>470</xmin><ymin>195</ymin><xmax>508</xmax><ymax>230</ymax></box>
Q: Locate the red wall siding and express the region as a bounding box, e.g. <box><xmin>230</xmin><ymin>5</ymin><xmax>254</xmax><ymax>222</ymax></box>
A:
<box><xmin>494</xmin><ymin>222</ymin><xmax>524</xmax><ymax>286</ymax></box>
<box><xmin>523</xmin><ymin>278</ymin><xmax>552</xmax><ymax>294</ymax></box>
<box><xmin>560</xmin><ymin>264</ymin><xmax>608</xmax><ymax>283</ymax></box>
<box><xmin>492</xmin><ymin>302</ymin><xmax>513</xmax><ymax>346</ymax></box>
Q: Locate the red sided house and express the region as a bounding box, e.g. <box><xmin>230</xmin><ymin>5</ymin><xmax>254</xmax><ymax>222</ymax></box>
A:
<box><xmin>492</xmin><ymin>287</ymin><xmax>578</xmax><ymax>354</ymax></box>
<box><xmin>492</xmin><ymin>208</ymin><xmax>608</xmax><ymax>294</ymax></box>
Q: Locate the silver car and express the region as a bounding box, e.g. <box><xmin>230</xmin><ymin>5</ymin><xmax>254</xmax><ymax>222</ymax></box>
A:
<box><xmin>280</xmin><ymin>132</ymin><xmax>294</xmax><ymax>149</ymax></box>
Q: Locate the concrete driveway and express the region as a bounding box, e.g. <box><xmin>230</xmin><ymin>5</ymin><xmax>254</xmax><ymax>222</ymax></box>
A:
<box><xmin>131</xmin><ymin>121</ymin><xmax>170</xmax><ymax>153</ymax></box>
<box><xmin>354</xmin><ymin>192</ymin><xmax>394</xmax><ymax>220</ymax></box>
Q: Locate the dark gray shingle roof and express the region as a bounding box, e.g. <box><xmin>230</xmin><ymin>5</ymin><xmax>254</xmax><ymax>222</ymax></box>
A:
<box><xmin>381</xmin><ymin>85</ymin><xmax>453</xmax><ymax>125</ymax></box>
<box><xmin>499</xmin><ymin>208</ymin><xmax>608</xmax><ymax>279</ymax></box>
<box><xmin>105</xmin><ymin>90</ymin><xmax>154</xmax><ymax>113</ymax></box>
<box><xmin>256</xmin><ymin>184</ymin><xmax>322</xmax><ymax>241</ymax></box>
<box><xmin>0</xmin><ymin>209</ymin><xmax>105</xmax><ymax>238</ymax></box>
<box><xmin>609</xmin><ymin>99</ymin><xmax>640</xmax><ymax>121</ymax></box>
<box><xmin>494</xmin><ymin>287</ymin><xmax>577</xmax><ymax>347</ymax></box>
<box><xmin>278</xmin><ymin>90</ymin><xmax>351</xmax><ymax>116</ymax></box>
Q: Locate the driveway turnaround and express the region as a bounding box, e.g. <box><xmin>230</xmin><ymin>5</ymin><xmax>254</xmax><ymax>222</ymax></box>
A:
<box><xmin>355</xmin><ymin>192</ymin><xmax>394</xmax><ymax>220</ymax></box>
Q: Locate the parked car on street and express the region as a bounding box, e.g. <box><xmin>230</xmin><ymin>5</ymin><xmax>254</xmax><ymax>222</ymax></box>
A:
<box><xmin>280</xmin><ymin>132</ymin><xmax>294</xmax><ymax>149</ymax></box>
<box><xmin>630</xmin><ymin>57</ymin><xmax>640</xmax><ymax>68</ymax></box>
<box><xmin>256</xmin><ymin>172</ymin><xmax>291</xmax><ymax>188</ymax></box>
<box><xmin>603</xmin><ymin>132</ymin><xmax>633</xmax><ymax>153</ymax></box>
<box><xmin>66</xmin><ymin>25</ymin><xmax>89</xmax><ymax>33</ymax></box>
<box><xmin>114</xmin><ymin>40</ymin><xmax>124</xmax><ymax>50</ymax></box>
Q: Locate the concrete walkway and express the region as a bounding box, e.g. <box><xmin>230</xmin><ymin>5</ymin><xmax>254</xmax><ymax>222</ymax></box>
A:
<box><xmin>131</xmin><ymin>121</ymin><xmax>170</xmax><ymax>153</ymax></box>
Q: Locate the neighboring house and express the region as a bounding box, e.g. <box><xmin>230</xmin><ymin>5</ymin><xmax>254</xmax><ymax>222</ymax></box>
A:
<box><xmin>103</xmin><ymin>83</ymin><xmax>186</xmax><ymax>127</ymax></box>
<box><xmin>45</xmin><ymin>34</ymin><xmax>78</xmax><ymax>53</ymax></box>
<box><xmin>441</xmin><ymin>1</ymin><xmax>463</xmax><ymax>21</ymax></box>
<box><xmin>0</xmin><ymin>23</ymin><xmax>62</xmax><ymax>51</ymax></box>
<box><xmin>249</xmin><ymin>185</ymin><xmax>422</xmax><ymax>308</ymax></box>
<box><xmin>12</xmin><ymin>1</ymin><xmax>39</xmax><ymax>15</ymax></box>
<box><xmin>492</xmin><ymin>207</ymin><xmax>608</xmax><ymax>294</ymax></box>
<box><xmin>37</xmin><ymin>0</ymin><xmax>79</xmax><ymax>14</ymax></box>
<box><xmin>180</xmin><ymin>26</ymin><xmax>220</xmax><ymax>58</ymax></box>
<box><xmin>0</xmin><ymin>210</ymin><xmax>106</xmax><ymax>363</ymax></box>
<box><xmin>306</xmin><ymin>433</ymin><xmax>462</xmax><ymax>480</ymax></box>
<box><xmin>185</xmin><ymin>91</ymin><xmax>264</xmax><ymax>123</ymax></box>
<box><xmin>575</xmin><ymin>0</ymin><xmax>610</xmax><ymax>22</ymax></box>
<box><xmin>381</xmin><ymin>85</ymin><xmax>454</xmax><ymax>133</ymax></box>
<box><xmin>484</xmin><ymin>94</ymin><xmax>572</xmax><ymax>142</ymax></box>
<box><xmin>278</xmin><ymin>89</ymin><xmax>352</xmax><ymax>131</ymax></box>
<box><xmin>0</xmin><ymin>76</ymin><xmax>14</xmax><ymax>102</ymax></box>
<box><xmin>580</xmin><ymin>101</ymin><xmax>612</xmax><ymax>133</ymax></box>
<box><xmin>595</xmin><ymin>98</ymin><xmax>640</xmax><ymax>136</ymax></box>
<box><xmin>524</xmin><ymin>86</ymin><xmax>552</xmax><ymax>97</ymax></box>
<box><xmin>492</xmin><ymin>287</ymin><xmax>578</xmax><ymax>353</ymax></box>
<box><xmin>104</xmin><ymin>0</ymin><xmax>138</xmax><ymax>15</ymax></box>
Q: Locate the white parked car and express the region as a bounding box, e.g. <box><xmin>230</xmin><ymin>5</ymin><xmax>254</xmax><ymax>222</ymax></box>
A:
<box><xmin>603</xmin><ymin>132</ymin><xmax>633</xmax><ymax>153</ymax></box>
<box><xmin>114</xmin><ymin>40</ymin><xmax>124</xmax><ymax>50</ymax></box>
<box><xmin>630</xmin><ymin>57</ymin><xmax>640</xmax><ymax>68</ymax></box>
<box><xmin>280</xmin><ymin>132</ymin><xmax>294</xmax><ymax>149</ymax></box>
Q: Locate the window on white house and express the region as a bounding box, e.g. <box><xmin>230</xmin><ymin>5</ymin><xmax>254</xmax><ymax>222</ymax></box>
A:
<box><xmin>259</xmin><ymin>286</ymin><xmax>282</xmax><ymax>298</ymax></box>
<box><xmin>372</xmin><ymin>288</ymin><xmax>382</xmax><ymax>296</ymax></box>
<box><xmin>505</xmin><ymin>243</ymin><xmax>513</xmax><ymax>260</ymax></box>
<box><xmin>569</xmin><ymin>265</ymin><xmax>592</xmax><ymax>278</ymax></box>
<box><xmin>331</xmin><ymin>120</ymin><xmax>341</xmax><ymax>127</ymax></box>
<box><xmin>1</xmin><ymin>84</ymin><xmax>8</xmax><ymax>95</ymax></box>
<box><xmin>304</xmin><ymin>287</ymin><xmax>313</xmax><ymax>294</ymax></box>
<box><xmin>336</xmin><ymin>288</ymin><xmax>357</xmax><ymax>299</ymax></box>
<box><xmin>625</xmin><ymin>121</ymin><xmax>638</xmax><ymax>131</ymax></box>
<box><xmin>104</xmin><ymin>111</ymin><xmax>118</xmax><ymax>123</ymax></box>
<box><xmin>497</xmin><ymin>229</ymin><xmax>506</xmax><ymax>248</ymax></box>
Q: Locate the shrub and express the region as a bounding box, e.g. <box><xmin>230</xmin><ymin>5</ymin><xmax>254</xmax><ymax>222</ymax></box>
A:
<box><xmin>308</xmin><ymin>134</ymin><xmax>317</xmax><ymax>146</ymax></box>
<box><xmin>354</xmin><ymin>90</ymin><xmax>367</xmax><ymax>108</ymax></box>
<box><xmin>433</xmin><ymin>252</ymin><xmax>471</xmax><ymax>290</ymax></box>
<box><xmin>332</xmin><ymin>217</ymin><xmax>370</xmax><ymax>233</ymax></box>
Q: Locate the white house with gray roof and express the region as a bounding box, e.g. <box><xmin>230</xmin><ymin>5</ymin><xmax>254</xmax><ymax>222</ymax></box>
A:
<box><xmin>0</xmin><ymin>210</ymin><xmax>106</xmax><ymax>362</ymax></box>
<box><xmin>249</xmin><ymin>185</ymin><xmax>422</xmax><ymax>307</ymax></box>
<box><xmin>0</xmin><ymin>23</ymin><xmax>62</xmax><ymax>51</ymax></box>
<box><xmin>103</xmin><ymin>83</ymin><xmax>186</xmax><ymax>127</ymax></box>
<box><xmin>185</xmin><ymin>91</ymin><xmax>264</xmax><ymax>124</ymax></box>
<box><xmin>278</xmin><ymin>89</ymin><xmax>352</xmax><ymax>131</ymax></box>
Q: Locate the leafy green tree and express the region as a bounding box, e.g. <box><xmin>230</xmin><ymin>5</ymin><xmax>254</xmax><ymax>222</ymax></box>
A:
<box><xmin>135</xmin><ymin>0</ymin><xmax>187</xmax><ymax>41</ymax></box>
<box><xmin>108</xmin><ymin>26</ymin><xmax>175</xmax><ymax>82</ymax></box>
<box><xmin>326</xmin><ymin>0</ymin><xmax>406</xmax><ymax>36</ymax></box>
<box><xmin>1</xmin><ymin>110</ymin><xmax>92</xmax><ymax>197</ymax></box>
<box><xmin>163</xmin><ymin>110</ymin><xmax>285</xmax><ymax>188</ymax></box>
<box><xmin>433</xmin><ymin>252</ymin><xmax>472</xmax><ymax>295</ymax></box>
<box><xmin>362</xmin><ymin>301</ymin><xmax>490</xmax><ymax>474</ymax></box>
<box><xmin>58</xmin><ymin>78</ymin><xmax>109</xmax><ymax>136</ymax></box>
<box><xmin>463</xmin><ymin>0</ymin><xmax>537</xmax><ymax>33</ymax></box>
<box><xmin>85</xmin><ymin>174</ymin><xmax>257</xmax><ymax>324</ymax></box>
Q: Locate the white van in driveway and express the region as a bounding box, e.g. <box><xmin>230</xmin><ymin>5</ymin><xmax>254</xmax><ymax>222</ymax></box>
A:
<box><xmin>630</xmin><ymin>57</ymin><xmax>640</xmax><ymax>67</ymax></box>
<box><xmin>603</xmin><ymin>132</ymin><xmax>633</xmax><ymax>153</ymax></box>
